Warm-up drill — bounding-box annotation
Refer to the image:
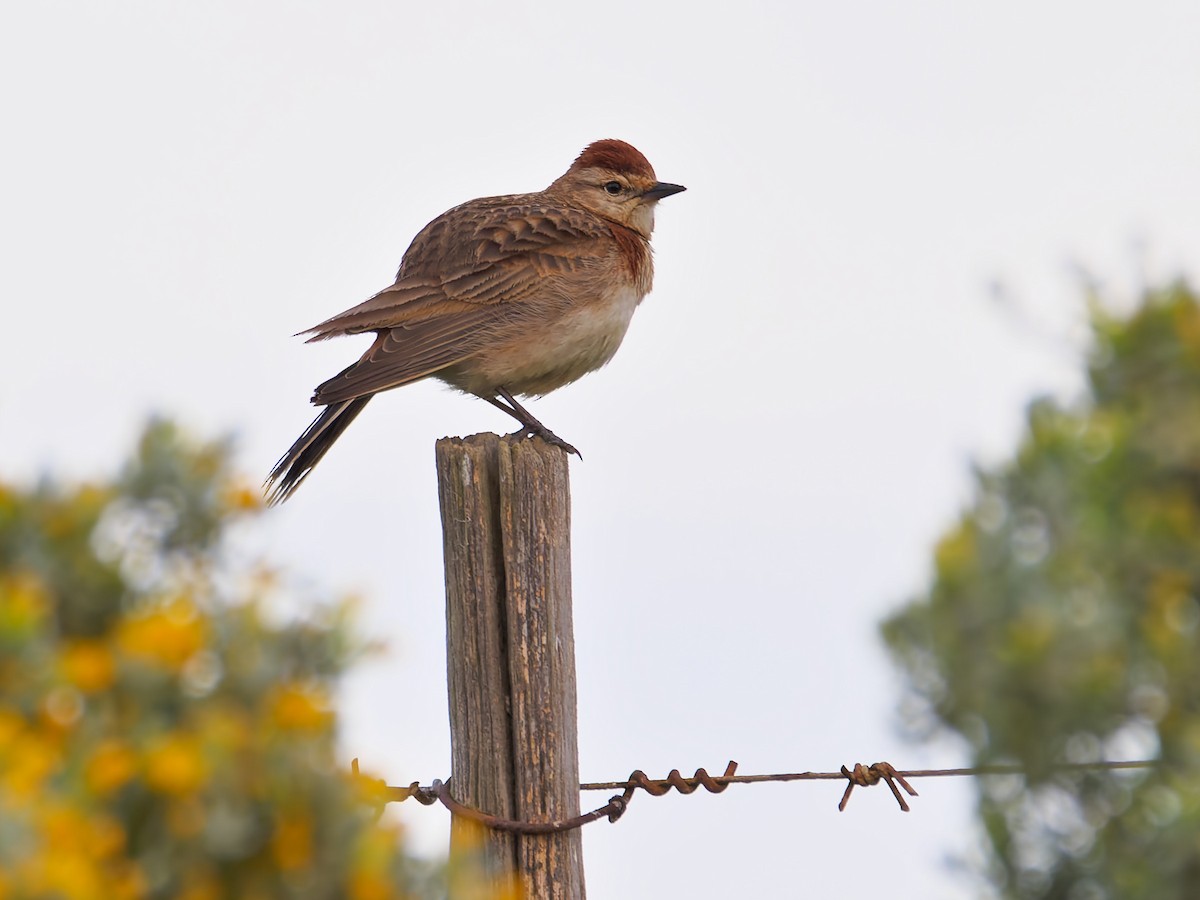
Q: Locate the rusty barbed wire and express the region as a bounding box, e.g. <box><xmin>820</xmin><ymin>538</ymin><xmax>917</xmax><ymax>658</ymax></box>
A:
<box><xmin>353</xmin><ymin>757</ymin><xmax>1158</xmax><ymax>835</ymax></box>
<box><xmin>839</xmin><ymin>762</ymin><xmax>918</xmax><ymax>812</ymax></box>
<box><xmin>432</xmin><ymin>779</ymin><xmax>631</xmax><ymax>833</ymax></box>
<box><xmin>617</xmin><ymin>761</ymin><xmax>739</xmax><ymax>797</ymax></box>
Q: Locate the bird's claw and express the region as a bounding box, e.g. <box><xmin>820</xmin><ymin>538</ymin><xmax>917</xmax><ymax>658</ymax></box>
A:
<box><xmin>509</xmin><ymin>425</ymin><xmax>581</xmax><ymax>458</ymax></box>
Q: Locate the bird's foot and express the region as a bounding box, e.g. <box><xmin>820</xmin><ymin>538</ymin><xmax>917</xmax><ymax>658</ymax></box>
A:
<box><xmin>509</xmin><ymin>424</ymin><xmax>581</xmax><ymax>458</ymax></box>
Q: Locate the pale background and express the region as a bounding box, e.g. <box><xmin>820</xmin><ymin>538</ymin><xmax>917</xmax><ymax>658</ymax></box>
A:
<box><xmin>3</xmin><ymin>2</ymin><xmax>1199</xmax><ymax>897</ymax></box>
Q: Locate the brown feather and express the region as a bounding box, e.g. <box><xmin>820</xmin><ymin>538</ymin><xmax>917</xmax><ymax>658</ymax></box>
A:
<box><xmin>265</xmin><ymin>396</ymin><xmax>372</xmax><ymax>505</ymax></box>
<box><xmin>301</xmin><ymin>200</ymin><xmax>611</xmax><ymax>341</ymax></box>
<box><xmin>607</xmin><ymin>222</ymin><xmax>653</xmax><ymax>290</ymax></box>
<box><xmin>312</xmin><ymin>307</ymin><xmax>511</xmax><ymax>404</ymax></box>
<box><xmin>570</xmin><ymin>139</ymin><xmax>657</xmax><ymax>179</ymax></box>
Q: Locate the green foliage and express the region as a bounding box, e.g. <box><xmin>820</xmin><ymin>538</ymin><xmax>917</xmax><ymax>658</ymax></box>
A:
<box><xmin>0</xmin><ymin>419</ymin><xmax>428</xmax><ymax>899</ymax></box>
<box><xmin>884</xmin><ymin>283</ymin><xmax>1200</xmax><ymax>898</ymax></box>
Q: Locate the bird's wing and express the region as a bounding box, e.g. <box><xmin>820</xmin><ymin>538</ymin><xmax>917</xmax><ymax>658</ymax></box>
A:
<box><xmin>302</xmin><ymin>196</ymin><xmax>615</xmax><ymax>405</ymax></box>
<box><xmin>301</xmin><ymin>196</ymin><xmax>612</xmax><ymax>340</ymax></box>
<box><xmin>311</xmin><ymin>310</ymin><xmax>510</xmax><ymax>404</ymax></box>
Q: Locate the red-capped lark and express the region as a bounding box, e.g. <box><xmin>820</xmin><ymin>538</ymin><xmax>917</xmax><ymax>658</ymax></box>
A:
<box><xmin>266</xmin><ymin>139</ymin><xmax>685</xmax><ymax>504</ymax></box>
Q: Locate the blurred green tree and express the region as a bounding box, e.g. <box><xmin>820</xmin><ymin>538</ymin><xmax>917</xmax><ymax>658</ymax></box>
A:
<box><xmin>0</xmin><ymin>419</ymin><xmax>433</xmax><ymax>899</ymax></box>
<box><xmin>884</xmin><ymin>282</ymin><xmax>1200</xmax><ymax>898</ymax></box>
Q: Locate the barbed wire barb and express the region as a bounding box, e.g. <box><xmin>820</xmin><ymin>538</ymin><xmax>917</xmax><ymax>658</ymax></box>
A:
<box><xmin>839</xmin><ymin>762</ymin><xmax>919</xmax><ymax>812</ymax></box>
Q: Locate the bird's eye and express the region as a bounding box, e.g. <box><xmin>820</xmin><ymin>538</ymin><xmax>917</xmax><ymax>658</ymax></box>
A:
<box><xmin>604</xmin><ymin>181</ymin><xmax>622</xmax><ymax>195</ymax></box>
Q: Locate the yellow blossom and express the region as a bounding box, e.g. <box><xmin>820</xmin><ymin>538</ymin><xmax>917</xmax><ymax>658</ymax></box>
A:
<box><xmin>40</xmin><ymin>806</ymin><xmax>88</xmax><ymax>854</ymax></box>
<box><xmin>23</xmin><ymin>850</ymin><xmax>103</xmax><ymax>900</ymax></box>
<box><xmin>0</xmin><ymin>572</ymin><xmax>50</xmax><ymax>639</ymax></box>
<box><xmin>40</xmin><ymin>805</ymin><xmax>123</xmax><ymax>858</ymax></box>
<box><xmin>117</xmin><ymin>600</ymin><xmax>207</xmax><ymax>671</ymax></box>
<box><xmin>61</xmin><ymin>640</ymin><xmax>117</xmax><ymax>694</ymax></box>
<box><xmin>144</xmin><ymin>733</ymin><xmax>207</xmax><ymax>796</ymax></box>
<box><xmin>219</xmin><ymin>481</ymin><xmax>263</xmax><ymax>513</ymax></box>
<box><xmin>272</xmin><ymin>813</ymin><xmax>314</xmax><ymax>870</ymax></box>
<box><xmin>85</xmin><ymin>740</ymin><xmax>138</xmax><ymax>795</ymax></box>
<box><xmin>352</xmin><ymin>766</ymin><xmax>394</xmax><ymax>809</ymax></box>
<box><xmin>109</xmin><ymin>863</ymin><xmax>148</xmax><ymax>900</ymax></box>
<box><xmin>87</xmin><ymin>814</ymin><xmax>127</xmax><ymax>861</ymax></box>
<box><xmin>268</xmin><ymin>683</ymin><xmax>332</xmax><ymax>733</ymax></box>
<box><xmin>3</xmin><ymin>728</ymin><xmax>61</xmax><ymax>797</ymax></box>
<box><xmin>347</xmin><ymin>871</ymin><xmax>397</xmax><ymax>900</ymax></box>
<box><xmin>0</xmin><ymin>704</ymin><xmax>25</xmax><ymax>748</ymax></box>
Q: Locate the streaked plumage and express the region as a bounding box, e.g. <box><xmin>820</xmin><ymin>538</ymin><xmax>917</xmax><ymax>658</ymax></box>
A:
<box><xmin>266</xmin><ymin>139</ymin><xmax>685</xmax><ymax>504</ymax></box>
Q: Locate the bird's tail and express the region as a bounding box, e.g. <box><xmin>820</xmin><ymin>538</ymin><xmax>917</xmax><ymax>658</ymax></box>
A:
<box><xmin>265</xmin><ymin>396</ymin><xmax>372</xmax><ymax>505</ymax></box>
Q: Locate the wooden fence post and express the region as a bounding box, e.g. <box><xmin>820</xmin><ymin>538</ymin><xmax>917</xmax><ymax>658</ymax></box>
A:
<box><xmin>436</xmin><ymin>433</ymin><xmax>585</xmax><ymax>899</ymax></box>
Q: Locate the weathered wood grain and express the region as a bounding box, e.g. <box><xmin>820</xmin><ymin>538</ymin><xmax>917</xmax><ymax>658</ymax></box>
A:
<box><xmin>437</xmin><ymin>433</ymin><xmax>584</xmax><ymax>899</ymax></box>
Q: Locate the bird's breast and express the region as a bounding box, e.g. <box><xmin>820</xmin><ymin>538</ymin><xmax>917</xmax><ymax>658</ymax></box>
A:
<box><xmin>443</xmin><ymin>285</ymin><xmax>645</xmax><ymax>397</ymax></box>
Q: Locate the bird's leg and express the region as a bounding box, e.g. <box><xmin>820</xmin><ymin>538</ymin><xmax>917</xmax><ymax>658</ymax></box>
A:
<box><xmin>485</xmin><ymin>388</ymin><xmax>581</xmax><ymax>457</ymax></box>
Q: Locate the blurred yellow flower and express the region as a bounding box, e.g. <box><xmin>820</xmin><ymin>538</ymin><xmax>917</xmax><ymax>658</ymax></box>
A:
<box><xmin>61</xmin><ymin>640</ymin><xmax>117</xmax><ymax>694</ymax></box>
<box><xmin>0</xmin><ymin>571</ymin><xmax>50</xmax><ymax>639</ymax></box>
<box><xmin>20</xmin><ymin>850</ymin><xmax>142</xmax><ymax>900</ymax></box>
<box><xmin>352</xmin><ymin>766</ymin><xmax>394</xmax><ymax>809</ymax></box>
<box><xmin>87</xmin><ymin>813</ymin><xmax>126</xmax><ymax>860</ymax></box>
<box><xmin>85</xmin><ymin>740</ymin><xmax>138</xmax><ymax>795</ymax></box>
<box><xmin>17</xmin><ymin>806</ymin><xmax>128</xmax><ymax>900</ymax></box>
<box><xmin>219</xmin><ymin>481</ymin><xmax>263</xmax><ymax>514</ymax></box>
<box><xmin>272</xmin><ymin>812</ymin><xmax>314</xmax><ymax>870</ymax></box>
<box><xmin>268</xmin><ymin>683</ymin><xmax>333</xmax><ymax>733</ymax></box>
<box><xmin>23</xmin><ymin>851</ymin><xmax>102</xmax><ymax>900</ymax></box>
<box><xmin>0</xmin><ymin>704</ymin><xmax>24</xmax><ymax>748</ymax></box>
<box><xmin>0</xmin><ymin>428</ymin><xmax>416</xmax><ymax>895</ymax></box>
<box><xmin>144</xmin><ymin>733</ymin><xmax>207</xmax><ymax>796</ymax></box>
<box><xmin>109</xmin><ymin>863</ymin><xmax>148</xmax><ymax>900</ymax></box>
<box><xmin>347</xmin><ymin>871</ymin><xmax>398</xmax><ymax>900</ymax></box>
<box><xmin>347</xmin><ymin>821</ymin><xmax>420</xmax><ymax>900</ymax></box>
<box><xmin>39</xmin><ymin>805</ymin><xmax>91</xmax><ymax>854</ymax></box>
<box><xmin>117</xmin><ymin>599</ymin><xmax>207</xmax><ymax>671</ymax></box>
<box><xmin>446</xmin><ymin>820</ymin><xmax>522</xmax><ymax>900</ymax></box>
<box><xmin>3</xmin><ymin>728</ymin><xmax>61</xmax><ymax>797</ymax></box>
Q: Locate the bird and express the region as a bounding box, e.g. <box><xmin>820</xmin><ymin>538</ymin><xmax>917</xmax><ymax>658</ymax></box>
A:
<box><xmin>265</xmin><ymin>139</ymin><xmax>685</xmax><ymax>504</ymax></box>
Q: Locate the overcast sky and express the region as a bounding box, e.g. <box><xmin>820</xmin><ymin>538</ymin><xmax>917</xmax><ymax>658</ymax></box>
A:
<box><xmin>4</xmin><ymin>2</ymin><xmax>1199</xmax><ymax>897</ymax></box>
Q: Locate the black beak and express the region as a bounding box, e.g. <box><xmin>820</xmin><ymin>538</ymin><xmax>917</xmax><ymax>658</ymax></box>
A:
<box><xmin>642</xmin><ymin>182</ymin><xmax>687</xmax><ymax>200</ymax></box>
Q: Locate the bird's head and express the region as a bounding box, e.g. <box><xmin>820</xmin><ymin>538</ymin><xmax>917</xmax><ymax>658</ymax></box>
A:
<box><xmin>548</xmin><ymin>139</ymin><xmax>686</xmax><ymax>238</ymax></box>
